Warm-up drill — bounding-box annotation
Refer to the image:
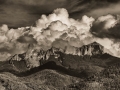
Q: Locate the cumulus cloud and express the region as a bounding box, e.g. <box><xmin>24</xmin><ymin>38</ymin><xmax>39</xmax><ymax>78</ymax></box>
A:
<box><xmin>0</xmin><ymin>25</ymin><xmax>34</xmax><ymax>60</ymax></box>
<box><xmin>1</xmin><ymin>8</ymin><xmax>120</xmax><ymax>61</ymax></box>
<box><xmin>48</xmin><ymin>20</ymin><xmax>68</xmax><ymax>31</ymax></box>
<box><xmin>30</xmin><ymin>8</ymin><xmax>95</xmax><ymax>54</ymax></box>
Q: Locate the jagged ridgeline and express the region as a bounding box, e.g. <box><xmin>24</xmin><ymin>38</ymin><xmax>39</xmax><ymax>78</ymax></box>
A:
<box><xmin>7</xmin><ymin>41</ymin><xmax>104</xmax><ymax>69</ymax></box>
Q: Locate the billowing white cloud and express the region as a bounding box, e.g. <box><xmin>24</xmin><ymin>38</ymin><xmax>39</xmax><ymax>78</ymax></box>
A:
<box><xmin>30</xmin><ymin>8</ymin><xmax>95</xmax><ymax>54</ymax></box>
<box><xmin>48</xmin><ymin>20</ymin><xmax>68</xmax><ymax>31</ymax></box>
<box><xmin>1</xmin><ymin>8</ymin><xmax>120</xmax><ymax>61</ymax></box>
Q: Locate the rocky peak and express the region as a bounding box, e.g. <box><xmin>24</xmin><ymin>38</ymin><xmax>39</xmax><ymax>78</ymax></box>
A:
<box><xmin>90</xmin><ymin>41</ymin><xmax>100</xmax><ymax>45</ymax></box>
<box><xmin>75</xmin><ymin>42</ymin><xmax>104</xmax><ymax>56</ymax></box>
<box><xmin>8</xmin><ymin>42</ymin><xmax>105</xmax><ymax>69</ymax></box>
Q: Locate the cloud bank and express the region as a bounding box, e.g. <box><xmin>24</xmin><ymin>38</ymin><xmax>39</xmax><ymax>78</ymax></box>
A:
<box><xmin>0</xmin><ymin>8</ymin><xmax>120</xmax><ymax>61</ymax></box>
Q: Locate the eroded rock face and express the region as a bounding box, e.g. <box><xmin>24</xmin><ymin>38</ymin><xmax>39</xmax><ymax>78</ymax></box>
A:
<box><xmin>75</xmin><ymin>42</ymin><xmax>104</xmax><ymax>56</ymax></box>
<box><xmin>9</xmin><ymin>42</ymin><xmax>104</xmax><ymax>69</ymax></box>
<box><xmin>9</xmin><ymin>47</ymin><xmax>63</xmax><ymax>68</ymax></box>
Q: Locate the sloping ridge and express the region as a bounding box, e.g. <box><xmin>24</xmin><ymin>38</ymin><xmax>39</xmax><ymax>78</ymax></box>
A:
<box><xmin>0</xmin><ymin>61</ymin><xmax>88</xmax><ymax>78</ymax></box>
<box><xmin>0</xmin><ymin>41</ymin><xmax>120</xmax><ymax>78</ymax></box>
<box><xmin>0</xmin><ymin>53</ymin><xmax>120</xmax><ymax>79</ymax></box>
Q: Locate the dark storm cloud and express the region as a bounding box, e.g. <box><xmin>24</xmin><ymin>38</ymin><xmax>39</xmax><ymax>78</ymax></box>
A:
<box><xmin>91</xmin><ymin>14</ymin><xmax>120</xmax><ymax>39</ymax></box>
<box><xmin>91</xmin><ymin>23</ymin><xmax>120</xmax><ymax>39</ymax></box>
<box><xmin>0</xmin><ymin>0</ymin><xmax>120</xmax><ymax>27</ymax></box>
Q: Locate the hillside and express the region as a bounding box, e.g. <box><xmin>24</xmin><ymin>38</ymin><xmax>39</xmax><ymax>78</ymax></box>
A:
<box><xmin>0</xmin><ymin>42</ymin><xmax>120</xmax><ymax>90</ymax></box>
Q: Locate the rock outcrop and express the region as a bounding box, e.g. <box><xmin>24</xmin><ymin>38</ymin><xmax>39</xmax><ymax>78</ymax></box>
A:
<box><xmin>9</xmin><ymin>47</ymin><xmax>63</xmax><ymax>68</ymax></box>
<box><xmin>8</xmin><ymin>42</ymin><xmax>104</xmax><ymax>69</ymax></box>
<box><xmin>75</xmin><ymin>42</ymin><xmax>104</xmax><ymax>57</ymax></box>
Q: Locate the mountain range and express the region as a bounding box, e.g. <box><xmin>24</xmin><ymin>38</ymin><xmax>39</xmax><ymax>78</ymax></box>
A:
<box><xmin>0</xmin><ymin>41</ymin><xmax>120</xmax><ymax>90</ymax></box>
<box><xmin>7</xmin><ymin>41</ymin><xmax>104</xmax><ymax>69</ymax></box>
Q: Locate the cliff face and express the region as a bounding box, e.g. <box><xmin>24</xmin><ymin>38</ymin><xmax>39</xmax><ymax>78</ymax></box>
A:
<box><xmin>75</xmin><ymin>42</ymin><xmax>104</xmax><ymax>56</ymax></box>
<box><xmin>9</xmin><ymin>47</ymin><xmax>63</xmax><ymax>68</ymax></box>
<box><xmin>9</xmin><ymin>42</ymin><xmax>104</xmax><ymax>68</ymax></box>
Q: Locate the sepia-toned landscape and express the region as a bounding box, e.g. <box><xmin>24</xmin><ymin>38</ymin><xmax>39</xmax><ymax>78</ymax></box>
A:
<box><xmin>0</xmin><ymin>0</ymin><xmax>120</xmax><ymax>90</ymax></box>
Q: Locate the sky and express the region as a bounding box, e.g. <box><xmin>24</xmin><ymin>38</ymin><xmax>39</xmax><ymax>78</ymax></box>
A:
<box><xmin>0</xmin><ymin>0</ymin><xmax>120</xmax><ymax>61</ymax></box>
<box><xmin>0</xmin><ymin>0</ymin><xmax>120</xmax><ymax>28</ymax></box>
